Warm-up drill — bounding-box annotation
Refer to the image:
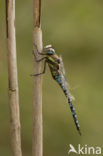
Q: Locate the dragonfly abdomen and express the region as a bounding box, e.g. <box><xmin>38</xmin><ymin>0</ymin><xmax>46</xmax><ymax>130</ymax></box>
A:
<box><xmin>55</xmin><ymin>74</ymin><xmax>81</xmax><ymax>135</ymax></box>
<box><xmin>68</xmin><ymin>98</ymin><xmax>81</xmax><ymax>135</ymax></box>
<box><xmin>55</xmin><ymin>74</ymin><xmax>68</xmax><ymax>97</ymax></box>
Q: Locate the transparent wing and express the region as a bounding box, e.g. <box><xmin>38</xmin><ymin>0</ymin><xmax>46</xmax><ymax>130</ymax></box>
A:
<box><xmin>59</xmin><ymin>55</ymin><xmax>69</xmax><ymax>91</ymax></box>
<box><xmin>59</xmin><ymin>55</ymin><xmax>66</xmax><ymax>76</ymax></box>
<box><xmin>59</xmin><ymin>55</ymin><xmax>75</xmax><ymax>100</ymax></box>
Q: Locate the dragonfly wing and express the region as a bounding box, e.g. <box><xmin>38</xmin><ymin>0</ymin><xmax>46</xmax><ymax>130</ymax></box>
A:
<box><xmin>59</xmin><ymin>55</ymin><xmax>69</xmax><ymax>91</ymax></box>
<box><xmin>59</xmin><ymin>55</ymin><xmax>75</xmax><ymax>100</ymax></box>
<box><xmin>59</xmin><ymin>55</ymin><xmax>66</xmax><ymax>76</ymax></box>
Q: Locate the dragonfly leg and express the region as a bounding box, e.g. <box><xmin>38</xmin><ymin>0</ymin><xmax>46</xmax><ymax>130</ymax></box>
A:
<box><xmin>33</xmin><ymin>51</ymin><xmax>47</xmax><ymax>62</ymax></box>
<box><xmin>31</xmin><ymin>60</ymin><xmax>47</xmax><ymax>76</ymax></box>
<box><xmin>33</xmin><ymin>43</ymin><xmax>45</xmax><ymax>55</ymax></box>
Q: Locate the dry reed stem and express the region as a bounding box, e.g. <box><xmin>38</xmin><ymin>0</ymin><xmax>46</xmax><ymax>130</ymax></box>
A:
<box><xmin>5</xmin><ymin>0</ymin><xmax>22</xmax><ymax>156</ymax></box>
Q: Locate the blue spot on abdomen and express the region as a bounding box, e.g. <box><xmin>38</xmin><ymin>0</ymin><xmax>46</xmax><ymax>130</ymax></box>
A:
<box><xmin>56</xmin><ymin>75</ymin><xmax>62</xmax><ymax>84</ymax></box>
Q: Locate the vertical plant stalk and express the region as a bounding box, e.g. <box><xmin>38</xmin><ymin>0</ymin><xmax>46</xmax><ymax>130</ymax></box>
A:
<box><xmin>5</xmin><ymin>0</ymin><xmax>22</xmax><ymax>156</ymax></box>
<box><xmin>32</xmin><ymin>0</ymin><xmax>43</xmax><ymax>156</ymax></box>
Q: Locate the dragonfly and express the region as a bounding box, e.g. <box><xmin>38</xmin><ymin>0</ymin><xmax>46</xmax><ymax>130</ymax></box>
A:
<box><xmin>32</xmin><ymin>44</ymin><xmax>81</xmax><ymax>135</ymax></box>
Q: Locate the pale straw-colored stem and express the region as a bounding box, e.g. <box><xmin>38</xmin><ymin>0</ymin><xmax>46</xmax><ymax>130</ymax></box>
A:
<box><xmin>32</xmin><ymin>0</ymin><xmax>43</xmax><ymax>156</ymax></box>
<box><xmin>5</xmin><ymin>0</ymin><xmax>22</xmax><ymax>156</ymax></box>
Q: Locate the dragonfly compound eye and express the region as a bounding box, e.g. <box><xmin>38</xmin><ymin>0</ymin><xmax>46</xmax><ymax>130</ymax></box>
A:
<box><xmin>47</xmin><ymin>50</ymin><xmax>55</xmax><ymax>55</ymax></box>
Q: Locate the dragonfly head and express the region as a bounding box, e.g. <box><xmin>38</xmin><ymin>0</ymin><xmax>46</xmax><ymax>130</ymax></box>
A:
<box><xmin>44</xmin><ymin>45</ymin><xmax>55</xmax><ymax>55</ymax></box>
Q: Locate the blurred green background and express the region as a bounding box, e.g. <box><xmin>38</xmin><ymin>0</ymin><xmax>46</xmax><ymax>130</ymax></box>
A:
<box><xmin>0</xmin><ymin>0</ymin><xmax>103</xmax><ymax>155</ymax></box>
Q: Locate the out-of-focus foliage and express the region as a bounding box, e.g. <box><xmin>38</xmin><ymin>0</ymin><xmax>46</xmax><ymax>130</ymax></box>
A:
<box><xmin>0</xmin><ymin>0</ymin><xmax>103</xmax><ymax>155</ymax></box>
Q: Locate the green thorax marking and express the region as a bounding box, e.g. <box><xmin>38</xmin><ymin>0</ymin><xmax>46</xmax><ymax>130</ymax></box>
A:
<box><xmin>47</xmin><ymin>54</ymin><xmax>60</xmax><ymax>71</ymax></box>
